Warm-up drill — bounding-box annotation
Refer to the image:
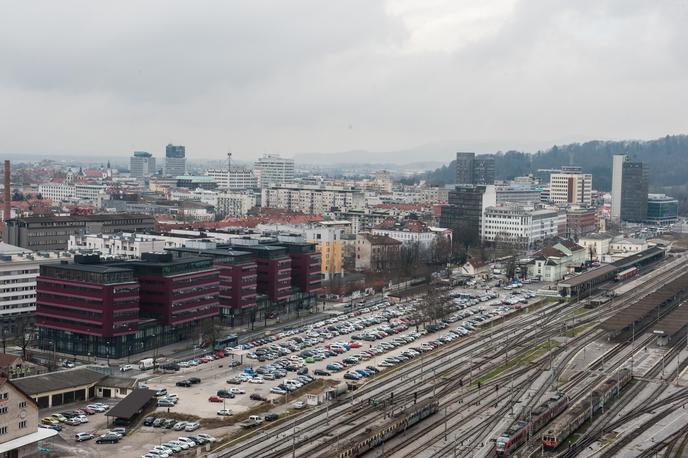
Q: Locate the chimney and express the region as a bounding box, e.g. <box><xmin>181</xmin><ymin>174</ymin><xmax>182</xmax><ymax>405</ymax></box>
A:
<box><xmin>3</xmin><ymin>160</ymin><xmax>10</xmax><ymax>221</ymax></box>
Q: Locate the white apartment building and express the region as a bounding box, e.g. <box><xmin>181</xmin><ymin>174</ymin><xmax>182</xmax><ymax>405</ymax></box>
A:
<box><xmin>38</xmin><ymin>183</ymin><xmax>106</xmax><ymax>202</ymax></box>
<box><xmin>262</xmin><ymin>184</ymin><xmax>363</xmax><ymax>215</ymax></box>
<box><xmin>68</xmin><ymin>233</ymin><xmax>168</xmax><ymax>259</ymax></box>
<box><xmin>216</xmin><ymin>191</ymin><xmax>257</xmax><ymax>217</ymax></box>
<box><xmin>75</xmin><ymin>184</ymin><xmax>107</xmax><ymax>200</ymax></box>
<box><xmin>481</xmin><ymin>206</ymin><xmax>564</xmax><ymax>246</ymax></box>
<box><xmin>130</xmin><ymin>151</ymin><xmax>156</xmax><ymax>178</ymax></box>
<box><xmin>254</xmin><ymin>154</ymin><xmax>295</xmax><ymax>188</ymax></box>
<box><xmin>549</xmin><ymin>167</ymin><xmax>592</xmax><ymax>206</ymax></box>
<box><xmin>38</xmin><ymin>183</ymin><xmax>75</xmax><ymax>201</ymax></box>
<box><xmin>205</xmin><ymin>168</ymin><xmax>258</xmax><ymax>189</ymax></box>
<box><xmin>0</xmin><ymin>243</ymin><xmax>64</xmax><ymax>323</ymax></box>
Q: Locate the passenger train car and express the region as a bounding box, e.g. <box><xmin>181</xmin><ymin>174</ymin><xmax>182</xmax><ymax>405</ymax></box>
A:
<box><xmin>542</xmin><ymin>368</ymin><xmax>632</xmax><ymax>450</ymax></box>
<box><xmin>495</xmin><ymin>392</ymin><xmax>569</xmax><ymax>456</ymax></box>
<box><xmin>328</xmin><ymin>398</ymin><xmax>439</xmax><ymax>458</ymax></box>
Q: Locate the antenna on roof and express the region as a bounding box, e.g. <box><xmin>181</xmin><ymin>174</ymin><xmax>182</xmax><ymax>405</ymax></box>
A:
<box><xmin>227</xmin><ymin>151</ymin><xmax>232</xmax><ymax>191</ymax></box>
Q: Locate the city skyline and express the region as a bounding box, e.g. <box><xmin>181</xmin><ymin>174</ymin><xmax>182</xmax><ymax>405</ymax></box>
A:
<box><xmin>2</xmin><ymin>1</ymin><xmax>688</xmax><ymax>160</ymax></box>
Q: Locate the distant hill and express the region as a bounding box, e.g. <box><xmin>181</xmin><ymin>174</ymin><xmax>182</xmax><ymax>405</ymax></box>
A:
<box><xmin>419</xmin><ymin>135</ymin><xmax>688</xmax><ymax>192</ymax></box>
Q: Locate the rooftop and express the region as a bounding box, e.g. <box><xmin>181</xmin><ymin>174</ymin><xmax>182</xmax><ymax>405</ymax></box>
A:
<box><xmin>106</xmin><ymin>389</ymin><xmax>156</xmax><ymax>420</ymax></box>
<box><xmin>12</xmin><ymin>368</ymin><xmax>106</xmax><ymax>396</ymax></box>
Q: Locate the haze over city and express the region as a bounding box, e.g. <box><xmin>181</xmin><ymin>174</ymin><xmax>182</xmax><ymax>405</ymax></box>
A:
<box><xmin>2</xmin><ymin>1</ymin><xmax>688</xmax><ymax>160</ymax></box>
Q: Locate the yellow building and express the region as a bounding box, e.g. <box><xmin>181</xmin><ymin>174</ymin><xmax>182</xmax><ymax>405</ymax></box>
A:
<box><xmin>306</xmin><ymin>221</ymin><xmax>351</xmax><ymax>279</ymax></box>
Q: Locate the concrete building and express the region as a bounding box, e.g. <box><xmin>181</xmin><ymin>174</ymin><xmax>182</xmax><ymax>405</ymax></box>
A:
<box><xmin>548</xmin><ymin>167</ymin><xmax>592</xmax><ymax>206</ymax></box>
<box><xmin>610</xmin><ymin>237</ymin><xmax>648</xmax><ymax>254</ymax></box>
<box><xmin>333</xmin><ymin>209</ymin><xmax>394</xmax><ymax>234</ymax></box>
<box><xmin>646</xmin><ymin>194</ymin><xmax>679</xmax><ymax>225</ymax></box>
<box><xmin>262</xmin><ymin>184</ymin><xmax>363</xmax><ymax>215</ymax></box>
<box><xmin>565</xmin><ymin>207</ymin><xmax>598</xmax><ymax>238</ymax></box>
<box><xmin>37</xmin><ymin>183</ymin><xmax>75</xmax><ymax>201</ymax></box>
<box><xmin>74</xmin><ymin>184</ymin><xmax>107</xmax><ymax>201</ymax></box>
<box><xmin>130</xmin><ymin>151</ymin><xmax>156</xmax><ymax>178</ymax></box>
<box><xmin>205</xmin><ymin>168</ymin><xmax>258</xmax><ymax>190</ymax></box>
<box><xmin>216</xmin><ymin>191</ymin><xmax>257</xmax><ymax>218</ymax></box>
<box><xmin>254</xmin><ymin>154</ymin><xmax>294</xmax><ymax>188</ymax></box>
<box><xmin>611</xmin><ymin>154</ymin><xmax>648</xmax><ymax>223</ymax></box>
<box><xmin>0</xmin><ymin>377</ymin><xmax>55</xmax><ymax>458</ymax></box>
<box><xmin>481</xmin><ymin>206</ymin><xmax>564</xmax><ymax>247</ymax></box>
<box><xmin>164</xmin><ymin>144</ymin><xmax>186</xmax><ymax>177</ymax></box>
<box><xmin>0</xmin><ymin>243</ymin><xmax>65</xmax><ymax>333</ymax></box>
<box><xmin>455</xmin><ymin>152</ymin><xmax>495</xmax><ymax>185</ymax></box>
<box><xmin>304</xmin><ymin>221</ymin><xmax>351</xmax><ymax>279</ymax></box>
<box><xmin>4</xmin><ymin>214</ymin><xmax>156</xmax><ymax>251</ymax></box>
<box><xmin>354</xmin><ymin>233</ymin><xmax>402</xmax><ymax>272</ymax></box>
<box><xmin>175</xmin><ymin>176</ymin><xmax>217</xmax><ymax>190</ymax></box>
<box><xmin>372</xmin><ymin>218</ymin><xmax>450</xmax><ymax>252</ymax></box>
<box><xmin>68</xmin><ymin>233</ymin><xmax>168</xmax><ymax>260</ymax></box>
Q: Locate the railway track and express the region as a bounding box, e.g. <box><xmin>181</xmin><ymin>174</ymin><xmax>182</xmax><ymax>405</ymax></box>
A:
<box><xmin>213</xmin><ymin>257</ymin><xmax>688</xmax><ymax>458</ymax></box>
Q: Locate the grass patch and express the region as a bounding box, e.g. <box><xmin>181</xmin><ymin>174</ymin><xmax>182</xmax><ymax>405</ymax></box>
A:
<box><xmin>473</xmin><ymin>340</ymin><xmax>560</xmax><ymax>385</ymax></box>
<box><xmin>562</xmin><ymin>322</ymin><xmax>597</xmax><ymax>337</ymax></box>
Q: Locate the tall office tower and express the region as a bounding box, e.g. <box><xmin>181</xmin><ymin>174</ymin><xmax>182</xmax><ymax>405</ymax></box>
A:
<box><xmin>130</xmin><ymin>151</ymin><xmax>156</xmax><ymax>178</ymax></box>
<box><xmin>164</xmin><ymin>144</ymin><xmax>187</xmax><ymax>177</ymax></box>
<box><xmin>455</xmin><ymin>152</ymin><xmax>495</xmax><ymax>185</ymax></box>
<box><xmin>611</xmin><ymin>155</ymin><xmax>625</xmax><ymax>223</ymax></box>
<box><xmin>549</xmin><ymin>166</ymin><xmax>593</xmax><ymax>206</ymax></box>
<box><xmin>439</xmin><ymin>185</ymin><xmax>496</xmax><ymax>242</ymax></box>
<box><xmin>611</xmin><ymin>154</ymin><xmax>648</xmax><ymax>223</ymax></box>
<box><xmin>456</xmin><ymin>152</ymin><xmax>475</xmax><ymax>185</ymax></box>
<box><xmin>254</xmin><ymin>154</ymin><xmax>295</xmax><ymax>188</ymax></box>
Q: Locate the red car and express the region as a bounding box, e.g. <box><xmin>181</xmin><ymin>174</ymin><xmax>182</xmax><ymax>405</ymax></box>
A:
<box><xmin>208</xmin><ymin>396</ymin><xmax>223</xmax><ymax>403</ymax></box>
<box><xmin>81</xmin><ymin>407</ymin><xmax>96</xmax><ymax>415</ymax></box>
<box><xmin>348</xmin><ymin>342</ymin><xmax>362</xmax><ymax>348</ymax></box>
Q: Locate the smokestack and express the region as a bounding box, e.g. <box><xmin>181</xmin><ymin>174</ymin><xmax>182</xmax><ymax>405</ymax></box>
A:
<box><xmin>4</xmin><ymin>161</ymin><xmax>10</xmax><ymax>221</ymax></box>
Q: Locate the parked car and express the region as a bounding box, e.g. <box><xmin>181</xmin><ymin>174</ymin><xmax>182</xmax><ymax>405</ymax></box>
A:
<box><xmin>208</xmin><ymin>396</ymin><xmax>223</xmax><ymax>403</ymax></box>
<box><xmin>75</xmin><ymin>432</ymin><xmax>94</xmax><ymax>442</ymax></box>
<box><xmin>188</xmin><ymin>377</ymin><xmax>201</xmax><ymax>384</ymax></box>
<box><xmin>96</xmin><ymin>433</ymin><xmax>120</xmax><ymax>444</ymax></box>
<box><xmin>264</xmin><ymin>413</ymin><xmax>279</xmax><ymax>421</ymax></box>
<box><xmin>173</xmin><ymin>422</ymin><xmax>188</xmax><ymax>431</ymax></box>
<box><xmin>314</xmin><ymin>369</ymin><xmax>331</xmax><ymax>376</ymax></box>
<box><xmin>158</xmin><ymin>399</ymin><xmax>175</xmax><ymax>407</ymax></box>
<box><xmin>250</xmin><ymin>393</ymin><xmax>267</xmax><ymax>401</ymax></box>
<box><xmin>143</xmin><ymin>416</ymin><xmax>156</xmax><ymax>426</ymax></box>
<box><xmin>293</xmin><ymin>401</ymin><xmax>306</xmax><ymax>409</ymax></box>
<box><xmin>176</xmin><ymin>380</ymin><xmax>192</xmax><ymax>387</ymax></box>
<box><xmin>185</xmin><ymin>422</ymin><xmax>200</xmax><ymax>432</ymax></box>
<box><xmin>217</xmin><ymin>409</ymin><xmax>232</xmax><ymax>416</ymax></box>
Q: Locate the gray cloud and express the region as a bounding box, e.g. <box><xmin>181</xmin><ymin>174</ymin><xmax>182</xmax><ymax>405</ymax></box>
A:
<box><xmin>1</xmin><ymin>0</ymin><xmax>687</xmax><ymax>160</ymax></box>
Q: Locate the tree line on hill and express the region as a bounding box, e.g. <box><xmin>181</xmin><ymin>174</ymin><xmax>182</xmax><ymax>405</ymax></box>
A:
<box><xmin>405</xmin><ymin>134</ymin><xmax>688</xmax><ymax>215</ymax></box>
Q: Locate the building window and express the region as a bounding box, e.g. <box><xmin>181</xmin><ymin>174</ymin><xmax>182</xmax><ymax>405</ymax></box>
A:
<box><xmin>1</xmin><ymin>392</ymin><xmax>7</xmax><ymax>400</ymax></box>
<box><xmin>0</xmin><ymin>426</ymin><xmax>6</xmax><ymax>435</ymax></box>
<box><xmin>0</xmin><ymin>407</ymin><xmax>7</xmax><ymax>414</ymax></box>
<box><xmin>19</xmin><ymin>420</ymin><xmax>27</xmax><ymax>429</ymax></box>
<box><xmin>18</xmin><ymin>401</ymin><xmax>26</xmax><ymax>408</ymax></box>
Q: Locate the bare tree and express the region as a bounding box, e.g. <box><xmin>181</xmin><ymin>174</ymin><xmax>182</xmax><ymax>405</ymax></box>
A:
<box><xmin>418</xmin><ymin>282</ymin><xmax>451</xmax><ymax>325</ymax></box>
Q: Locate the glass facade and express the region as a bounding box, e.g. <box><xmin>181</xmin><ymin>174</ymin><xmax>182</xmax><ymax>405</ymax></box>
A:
<box><xmin>647</xmin><ymin>195</ymin><xmax>678</xmax><ymax>224</ymax></box>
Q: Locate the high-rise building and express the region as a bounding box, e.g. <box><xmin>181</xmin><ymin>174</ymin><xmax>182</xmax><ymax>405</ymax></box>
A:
<box><xmin>548</xmin><ymin>167</ymin><xmax>592</xmax><ymax>206</ymax></box>
<box><xmin>481</xmin><ymin>206</ymin><xmax>565</xmax><ymax>246</ymax></box>
<box><xmin>439</xmin><ymin>185</ymin><xmax>496</xmax><ymax>242</ymax></box>
<box><xmin>130</xmin><ymin>151</ymin><xmax>156</xmax><ymax>178</ymax></box>
<box><xmin>455</xmin><ymin>152</ymin><xmax>495</xmax><ymax>185</ymax></box>
<box><xmin>254</xmin><ymin>154</ymin><xmax>294</xmax><ymax>188</ymax></box>
<box><xmin>611</xmin><ymin>155</ymin><xmax>648</xmax><ymax>223</ymax></box>
<box><xmin>164</xmin><ymin>144</ymin><xmax>186</xmax><ymax>177</ymax></box>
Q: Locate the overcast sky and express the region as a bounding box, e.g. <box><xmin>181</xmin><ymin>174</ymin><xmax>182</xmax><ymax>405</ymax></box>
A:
<box><xmin>2</xmin><ymin>0</ymin><xmax>687</xmax><ymax>161</ymax></box>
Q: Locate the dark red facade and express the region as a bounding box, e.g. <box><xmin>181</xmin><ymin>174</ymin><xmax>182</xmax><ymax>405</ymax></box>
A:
<box><xmin>36</xmin><ymin>264</ymin><xmax>139</xmax><ymax>338</ymax></box>
<box><xmin>282</xmin><ymin>242</ymin><xmax>321</xmax><ymax>294</ymax></box>
<box><xmin>238</xmin><ymin>245</ymin><xmax>292</xmax><ymax>302</ymax></box>
<box><xmin>124</xmin><ymin>254</ymin><xmax>220</xmax><ymax>326</ymax></box>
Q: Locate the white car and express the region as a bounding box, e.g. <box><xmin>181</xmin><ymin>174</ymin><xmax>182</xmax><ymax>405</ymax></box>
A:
<box><xmin>77</xmin><ymin>415</ymin><xmax>88</xmax><ymax>423</ymax></box>
<box><xmin>173</xmin><ymin>422</ymin><xmax>187</xmax><ymax>431</ymax></box>
<box><xmin>271</xmin><ymin>387</ymin><xmax>287</xmax><ymax>395</ymax></box>
<box><xmin>293</xmin><ymin>401</ymin><xmax>306</xmax><ymax>409</ymax></box>
<box><xmin>248</xmin><ymin>377</ymin><xmax>264</xmax><ymax>384</ymax></box>
<box><xmin>217</xmin><ymin>409</ymin><xmax>233</xmax><ymax>416</ymax></box>
<box><xmin>228</xmin><ymin>388</ymin><xmax>245</xmax><ymax>395</ymax></box>
<box><xmin>184</xmin><ymin>422</ymin><xmax>200</xmax><ymax>432</ymax></box>
<box><xmin>197</xmin><ymin>433</ymin><xmax>217</xmax><ymax>443</ymax></box>
<box><xmin>177</xmin><ymin>437</ymin><xmax>197</xmax><ymax>447</ymax></box>
<box><xmin>169</xmin><ymin>440</ymin><xmax>189</xmax><ymax>450</ymax></box>
<box><xmin>87</xmin><ymin>404</ymin><xmax>106</xmax><ymax>412</ymax></box>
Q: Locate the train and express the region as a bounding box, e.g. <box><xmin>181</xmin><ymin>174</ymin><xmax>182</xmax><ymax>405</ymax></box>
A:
<box><xmin>329</xmin><ymin>398</ymin><xmax>439</xmax><ymax>458</ymax></box>
<box><xmin>614</xmin><ymin>267</ymin><xmax>639</xmax><ymax>282</ymax></box>
<box><xmin>542</xmin><ymin>368</ymin><xmax>632</xmax><ymax>450</ymax></box>
<box><xmin>495</xmin><ymin>392</ymin><xmax>569</xmax><ymax>457</ymax></box>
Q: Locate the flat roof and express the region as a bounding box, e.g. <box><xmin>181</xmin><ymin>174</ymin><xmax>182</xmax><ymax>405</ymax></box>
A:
<box><xmin>106</xmin><ymin>389</ymin><xmax>156</xmax><ymax>419</ymax></box>
<box><xmin>12</xmin><ymin>368</ymin><xmax>106</xmax><ymax>396</ymax></box>
<box><xmin>558</xmin><ymin>265</ymin><xmax>617</xmax><ymax>288</ymax></box>
<box><xmin>43</xmin><ymin>263</ymin><xmax>133</xmax><ymax>274</ymax></box>
<box><xmin>653</xmin><ymin>305</ymin><xmax>688</xmax><ymax>337</ymax></box>
<box><xmin>602</xmin><ymin>271</ymin><xmax>688</xmax><ymax>332</ymax></box>
<box><xmin>0</xmin><ymin>427</ymin><xmax>58</xmax><ymax>453</ymax></box>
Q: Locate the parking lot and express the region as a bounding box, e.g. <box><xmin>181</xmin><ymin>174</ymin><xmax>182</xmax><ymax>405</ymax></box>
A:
<box><xmin>43</xmin><ymin>283</ymin><xmax>543</xmax><ymax>457</ymax></box>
